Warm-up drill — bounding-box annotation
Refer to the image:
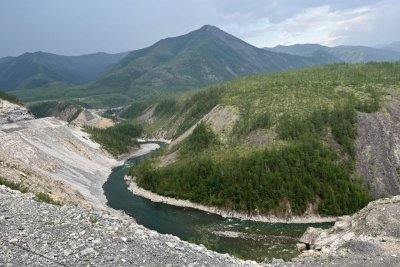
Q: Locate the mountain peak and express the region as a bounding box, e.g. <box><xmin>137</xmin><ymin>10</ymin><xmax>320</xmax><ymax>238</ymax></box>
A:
<box><xmin>197</xmin><ymin>25</ymin><xmax>226</xmax><ymax>36</ymax></box>
<box><xmin>199</xmin><ymin>24</ymin><xmax>220</xmax><ymax>31</ymax></box>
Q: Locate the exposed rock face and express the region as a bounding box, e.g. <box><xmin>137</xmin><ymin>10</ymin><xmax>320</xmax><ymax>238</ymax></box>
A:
<box><xmin>0</xmin><ymin>117</ymin><xmax>117</xmax><ymax>208</ymax></box>
<box><xmin>0</xmin><ymin>185</ymin><xmax>258</xmax><ymax>267</ymax></box>
<box><xmin>72</xmin><ymin>109</ymin><xmax>114</xmax><ymax>129</ymax></box>
<box><xmin>356</xmin><ymin>93</ymin><xmax>400</xmax><ymax>197</ymax></box>
<box><xmin>0</xmin><ymin>100</ymin><xmax>118</xmax><ymax>208</ymax></box>
<box><xmin>0</xmin><ymin>100</ymin><xmax>34</xmax><ymax>124</ymax></box>
<box><xmin>289</xmin><ymin>196</ymin><xmax>400</xmax><ymax>266</ymax></box>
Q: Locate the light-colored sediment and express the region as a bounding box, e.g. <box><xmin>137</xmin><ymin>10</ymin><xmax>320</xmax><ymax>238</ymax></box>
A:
<box><xmin>0</xmin><ymin>117</ymin><xmax>117</xmax><ymax>208</ymax></box>
<box><xmin>72</xmin><ymin>109</ymin><xmax>114</xmax><ymax>129</ymax></box>
<box><xmin>117</xmin><ymin>143</ymin><xmax>161</xmax><ymax>162</ymax></box>
<box><xmin>137</xmin><ymin>138</ymin><xmax>172</xmax><ymax>144</ymax></box>
<box><xmin>0</xmin><ymin>98</ymin><xmax>164</xmax><ymax>209</ymax></box>
<box><xmin>126</xmin><ymin>177</ymin><xmax>337</xmax><ymax>224</ymax></box>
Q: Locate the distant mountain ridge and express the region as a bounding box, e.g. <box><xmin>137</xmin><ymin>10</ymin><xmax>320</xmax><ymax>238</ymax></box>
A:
<box><xmin>0</xmin><ymin>51</ymin><xmax>129</xmax><ymax>91</ymax></box>
<box><xmin>377</xmin><ymin>41</ymin><xmax>400</xmax><ymax>53</ymax></box>
<box><xmin>265</xmin><ymin>44</ymin><xmax>400</xmax><ymax>64</ymax></box>
<box><xmin>88</xmin><ymin>25</ymin><xmax>320</xmax><ymax>99</ymax></box>
<box><xmin>6</xmin><ymin>26</ymin><xmax>400</xmax><ymax>107</ymax></box>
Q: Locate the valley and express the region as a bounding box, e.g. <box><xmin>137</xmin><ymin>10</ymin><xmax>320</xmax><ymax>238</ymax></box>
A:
<box><xmin>1</xmin><ymin>19</ymin><xmax>400</xmax><ymax>266</ymax></box>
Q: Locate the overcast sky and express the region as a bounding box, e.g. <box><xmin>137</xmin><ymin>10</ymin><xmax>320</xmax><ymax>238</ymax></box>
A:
<box><xmin>0</xmin><ymin>0</ymin><xmax>398</xmax><ymax>57</ymax></box>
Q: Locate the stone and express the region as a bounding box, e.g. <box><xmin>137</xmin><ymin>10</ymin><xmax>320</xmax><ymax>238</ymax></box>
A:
<box><xmin>296</xmin><ymin>243</ymin><xmax>307</xmax><ymax>252</ymax></box>
<box><xmin>166</xmin><ymin>242</ymin><xmax>175</xmax><ymax>248</ymax></box>
<box><xmin>80</xmin><ymin>247</ymin><xmax>97</xmax><ymax>257</ymax></box>
<box><xmin>0</xmin><ymin>186</ymin><xmax>258</xmax><ymax>266</ymax></box>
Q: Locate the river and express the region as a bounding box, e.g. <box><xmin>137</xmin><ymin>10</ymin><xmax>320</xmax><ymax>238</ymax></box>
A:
<box><xmin>103</xmin><ymin>146</ymin><xmax>332</xmax><ymax>262</ymax></box>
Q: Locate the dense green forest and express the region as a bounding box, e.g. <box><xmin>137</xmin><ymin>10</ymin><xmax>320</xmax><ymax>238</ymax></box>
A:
<box><xmin>85</xmin><ymin>121</ymin><xmax>143</xmax><ymax>156</ymax></box>
<box><xmin>129</xmin><ymin>62</ymin><xmax>400</xmax><ymax>216</ymax></box>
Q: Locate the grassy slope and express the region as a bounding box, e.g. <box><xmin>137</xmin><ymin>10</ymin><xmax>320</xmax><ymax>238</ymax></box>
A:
<box><xmin>128</xmin><ymin>62</ymin><xmax>400</xmax><ymax>217</ymax></box>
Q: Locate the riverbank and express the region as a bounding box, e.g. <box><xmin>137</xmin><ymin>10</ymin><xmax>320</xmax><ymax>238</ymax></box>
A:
<box><xmin>126</xmin><ymin>177</ymin><xmax>338</xmax><ymax>224</ymax></box>
<box><xmin>116</xmin><ymin>143</ymin><xmax>160</xmax><ymax>162</ymax></box>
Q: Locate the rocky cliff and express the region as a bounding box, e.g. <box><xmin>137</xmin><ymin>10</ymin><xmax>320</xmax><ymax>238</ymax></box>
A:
<box><xmin>356</xmin><ymin>91</ymin><xmax>400</xmax><ymax>197</ymax></box>
<box><xmin>285</xmin><ymin>195</ymin><xmax>400</xmax><ymax>267</ymax></box>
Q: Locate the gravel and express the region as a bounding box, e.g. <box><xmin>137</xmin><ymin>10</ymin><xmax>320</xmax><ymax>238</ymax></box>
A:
<box><xmin>0</xmin><ymin>185</ymin><xmax>258</xmax><ymax>267</ymax></box>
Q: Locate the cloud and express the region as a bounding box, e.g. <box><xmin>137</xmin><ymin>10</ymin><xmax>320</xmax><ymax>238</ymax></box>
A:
<box><xmin>0</xmin><ymin>0</ymin><xmax>398</xmax><ymax>57</ymax></box>
<box><xmin>233</xmin><ymin>0</ymin><xmax>400</xmax><ymax>47</ymax></box>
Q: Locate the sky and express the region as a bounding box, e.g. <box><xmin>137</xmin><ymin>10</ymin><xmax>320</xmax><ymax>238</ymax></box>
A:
<box><xmin>0</xmin><ymin>0</ymin><xmax>399</xmax><ymax>57</ymax></box>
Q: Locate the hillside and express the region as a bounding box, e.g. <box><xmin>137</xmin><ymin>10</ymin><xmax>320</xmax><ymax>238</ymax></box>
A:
<box><xmin>122</xmin><ymin>62</ymin><xmax>400</xmax><ymax>218</ymax></box>
<box><xmin>0</xmin><ymin>51</ymin><xmax>128</xmax><ymax>91</ymax></box>
<box><xmin>0</xmin><ymin>97</ymin><xmax>119</xmax><ymax>208</ymax></box>
<box><xmin>265</xmin><ymin>44</ymin><xmax>400</xmax><ymax>63</ymax></box>
<box><xmin>12</xmin><ymin>25</ymin><xmax>321</xmax><ymax>107</ymax></box>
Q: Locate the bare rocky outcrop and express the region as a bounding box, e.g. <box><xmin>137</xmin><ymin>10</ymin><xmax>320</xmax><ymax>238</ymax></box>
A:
<box><xmin>0</xmin><ymin>117</ymin><xmax>117</xmax><ymax>208</ymax></box>
<box><xmin>0</xmin><ymin>100</ymin><xmax>34</xmax><ymax>124</ymax></box>
<box><xmin>44</xmin><ymin>103</ymin><xmax>82</xmax><ymax>122</ymax></box>
<box><xmin>0</xmin><ymin>185</ymin><xmax>258</xmax><ymax>267</ymax></box>
<box><xmin>356</xmin><ymin>93</ymin><xmax>400</xmax><ymax>197</ymax></box>
<box><xmin>0</xmin><ymin>100</ymin><xmax>120</xmax><ymax>208</ymax></box>
<box><xmin>72</xmin><ymin>109</ymin><xmax>114</xmax><ymax>129</ymax></box>
<box><xmin>136</xmin><ymin>104</ymin><xmax>157</xmax><ymax>124</ymax></box>
<box><xmin>288</xmin><ymin>196</ymin><xmax>400</xmax><ymax>267</ymax></box>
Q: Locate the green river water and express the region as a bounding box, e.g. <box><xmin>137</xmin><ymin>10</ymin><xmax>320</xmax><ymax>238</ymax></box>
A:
<box><xmin>103</xmin><ymin>147</ymin><xmax>332</xmax><ymax>262</ymax></box>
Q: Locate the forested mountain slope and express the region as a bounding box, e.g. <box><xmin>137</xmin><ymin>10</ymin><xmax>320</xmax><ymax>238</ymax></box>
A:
<box><xmin>12</xmin><ymin>25</ymin><xmax>321</xmax><ymax>107</ymax></box>
<box><xmin>122</xmin><ymin>62</ymin><xmax>400</xmax><ymax>218</ymax></box>
<box><xmin>0</xmin><ymin>51</ymin><xmax>128</xmax><ymax>91</ymax></box>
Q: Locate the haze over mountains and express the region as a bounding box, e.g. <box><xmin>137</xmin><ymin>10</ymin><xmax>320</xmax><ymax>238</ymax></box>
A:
<box><xmin>1</xmin><ymin>25</ymin><xmax>399</xmax><ymax>107</ymax></box>
<box><xmin>265</xmin><ymin>44</ymin><xmax>400</xmax><ymax>64</ymax></box>
<box><xmin>0</xmin><ymin>51</ymin><xmax>129</xmax><ymax>91</ymax></box>
<box><xmin>378</xmin><ymin>41</ymin><xmax>400</xmax><ymax>53</ymax></box>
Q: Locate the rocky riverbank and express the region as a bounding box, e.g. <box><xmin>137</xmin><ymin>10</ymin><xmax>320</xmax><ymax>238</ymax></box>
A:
<box><xmin>275</xmin><ymin>195</ymin><xmax>400</xmax><ymax>267</ymax></box>
<box><xmin>0</xmin><ymin>185</ymin><xmax>259</xmax><ymax>266</ymax></box>
<box><xmin>126</xmin><ymin>177</ymin><xmax>337</xmax><ymax>224</ymax></box>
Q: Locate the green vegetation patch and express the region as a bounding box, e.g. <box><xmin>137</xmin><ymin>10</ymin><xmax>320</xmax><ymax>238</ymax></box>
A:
<box><xmin>34</xmin><ymin>192</ymin><xmax>62</xmax><ymax>206</ymax></box>
<box><xmin>180</xmin><ymin>122</ymin><xmax>219</xmax><ymax>156</ymax></box>
<box><xmin>0</xmin><ymin>177</ymin><xmax>27</xmax><ymax>193</ymax></box>
<box><xmin>85</xmin><ymin>121</ymin><xmax>144</xmax><ymax>156</ymax></box>
<box><xmin>132</xmin><ymin>136</ymin><xmax>370</xmax><ymax>215</ymax></box>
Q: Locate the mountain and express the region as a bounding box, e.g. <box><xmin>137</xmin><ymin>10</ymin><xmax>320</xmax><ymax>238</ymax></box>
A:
<box><xmin>75</xmin><ymin>25</ymin><xmax>321</xmax><ymax>103</ymax></box>
<box><xmin>0</xmin><ymin>51</ymin><xmax>129</xmax><ymax>91</ymax></box>
<box><xmin>378</xmin><ymin>41</ymin><xmax>400</xmax><ymax>53</ymax></box>
<box><xmin>13</xmin><ymin>26</ymin><xmax>400</xmax><ymax>108</ymax></box>
<box><xmin>265</xmin><ymin>44</ymin><xmax>400</xmax><ymax>63</ymax></box>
